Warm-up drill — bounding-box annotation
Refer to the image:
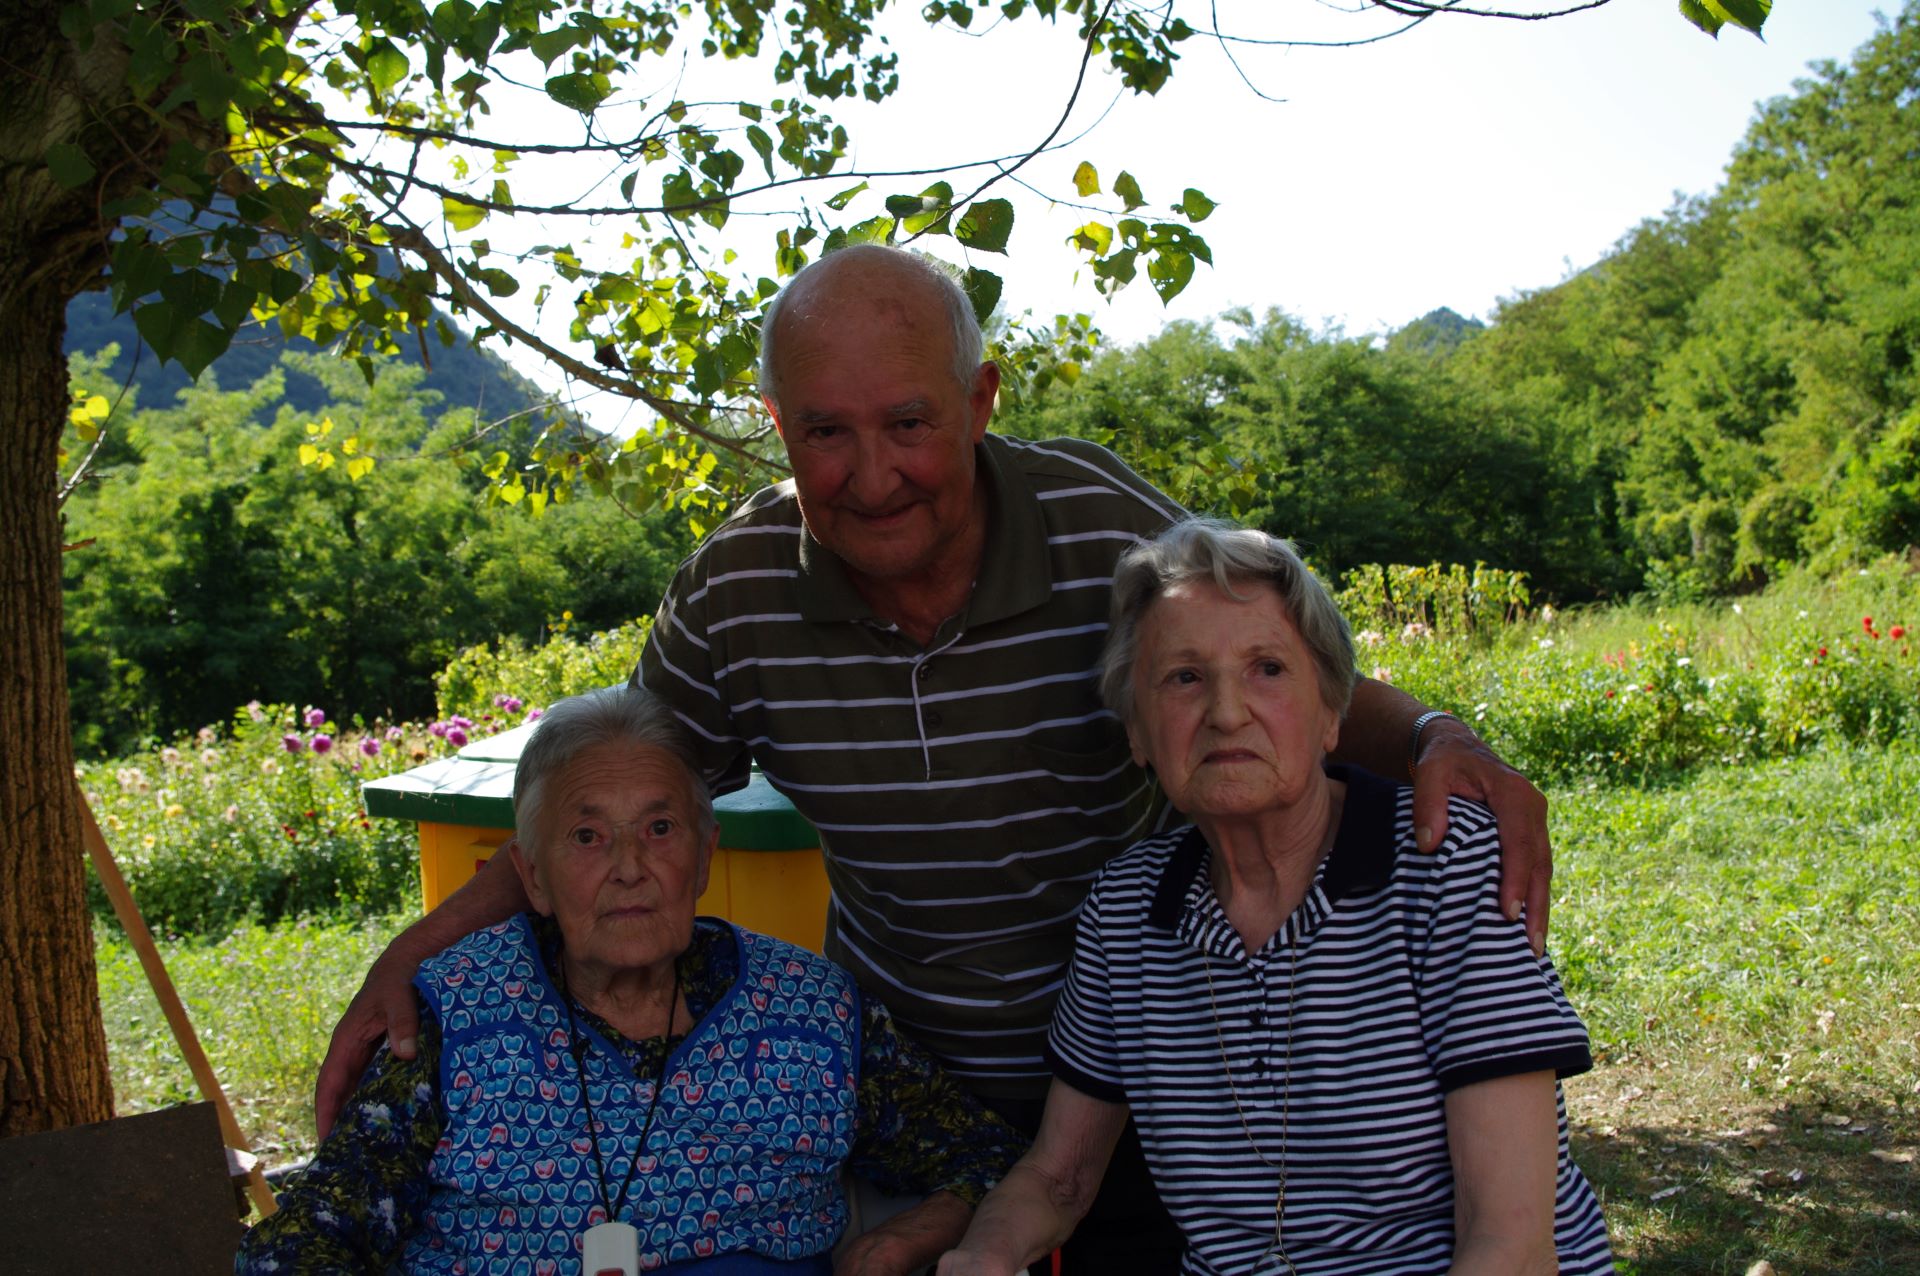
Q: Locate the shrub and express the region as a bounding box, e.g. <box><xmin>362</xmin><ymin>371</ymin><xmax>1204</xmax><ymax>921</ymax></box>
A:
<box><xmin>434</xmin><ymin>616</ymin><xmax>652</xmax><ymax>720</ymax></box>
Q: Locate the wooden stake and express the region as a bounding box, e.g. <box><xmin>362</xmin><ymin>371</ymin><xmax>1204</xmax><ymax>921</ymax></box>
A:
<box><xmin>77</xmin><ymin>790</ymin><xmax>278</xmax><ymax>1218</ymax></box>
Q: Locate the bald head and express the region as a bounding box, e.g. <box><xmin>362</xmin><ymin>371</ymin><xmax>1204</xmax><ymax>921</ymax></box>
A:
<box><xmin>758</xmin><ymin>245</ymin><xmax>984</xmax><ymax>411</ymax></box>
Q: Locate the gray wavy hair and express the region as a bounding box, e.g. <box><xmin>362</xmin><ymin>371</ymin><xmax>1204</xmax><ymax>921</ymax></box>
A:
<box><xmin>758</xmin><ymin>244</ymin><xmax>983</xmax><ymax>407</ymax></box>
<box><xmin>512</xmin><ymin>686</ymin><xmax>716</xmax><ymax>851</ymax></box>
<box><xmin>1099</xmin><ymin>518</ymin><xmax>1357</xmax><ymax>726</ymax></box>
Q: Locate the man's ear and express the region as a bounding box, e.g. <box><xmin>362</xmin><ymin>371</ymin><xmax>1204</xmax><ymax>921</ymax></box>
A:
<box><xmin>507</xmin><ymin>838</ymin><xmax>551</xmax><ymax>916</ymax></box>
<box><xmin>967</xmin><ymin>361</ymin><xmax>1000</xmax><ymax>442</ymax></box>
<box><xmin>763</xmin><ymin>393</ymin><xmax>786</xmax><ymax>441</ymax></box>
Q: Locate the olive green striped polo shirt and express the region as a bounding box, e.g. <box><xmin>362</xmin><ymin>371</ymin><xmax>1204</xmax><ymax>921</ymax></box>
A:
<box><xmin>636</xmin><ymin>434</ymin><xmax>1180</xmax><ymax>1098</ymax></box>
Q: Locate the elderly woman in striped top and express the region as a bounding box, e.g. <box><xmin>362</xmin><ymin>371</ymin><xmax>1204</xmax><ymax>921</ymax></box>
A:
<box><xmin>940</xmin><ymin>519</ymin><xmax>1611</xmax><ymax>1276</ymax></box>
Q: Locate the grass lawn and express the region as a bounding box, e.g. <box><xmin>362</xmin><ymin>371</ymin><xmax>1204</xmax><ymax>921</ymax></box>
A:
<box><xmin>96</xmin><ymin>742</ymin><xmax>1920</xmax><ymax>1270</ymax></box>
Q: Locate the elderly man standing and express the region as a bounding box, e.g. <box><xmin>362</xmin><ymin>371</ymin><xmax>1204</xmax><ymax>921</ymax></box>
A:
<box><xmin>320</xmin><ymin>244</ymin><xmax>1552</xmax><ymax>1272</ymax></box>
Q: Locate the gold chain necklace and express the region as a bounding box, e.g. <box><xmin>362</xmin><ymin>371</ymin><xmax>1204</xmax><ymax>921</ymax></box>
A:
<box><xmin>1202</xmin><ymin>929</ymin><xmax>1301</xmax><ymax>1276</ymax></box>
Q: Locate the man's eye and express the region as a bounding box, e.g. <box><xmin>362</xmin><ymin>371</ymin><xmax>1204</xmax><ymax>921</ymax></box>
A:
<box><xmin>805</xmin><ymin>425</ymin><xmax>845</xmax><ymax>446</ymax></box>
<box><xmin>647</xmin><ymin>818</ymin><xmax>675</xmax><ymax>838</ymax></box>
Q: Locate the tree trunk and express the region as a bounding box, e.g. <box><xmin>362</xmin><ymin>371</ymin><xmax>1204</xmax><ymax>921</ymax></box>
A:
<box><xmin>0</xmin><ymin>0</ymin><xmax>163</xmax><ymax>1135</ymax></box>
<box><xmin>0</xmin><ymin>275</ymin><xmax>115</xmax><ymax>1136</ymax></box>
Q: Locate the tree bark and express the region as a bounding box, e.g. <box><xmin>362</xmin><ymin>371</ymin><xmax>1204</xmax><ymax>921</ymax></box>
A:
<box><xmin>0</xmin><ymin>274</ymin><xmax>115</xmax><ymax>1136</ymax></box>
<box><xmin>0</xmin><ymin>0</ymin><xmax>164</xmax><ymax>1135</ymax></box>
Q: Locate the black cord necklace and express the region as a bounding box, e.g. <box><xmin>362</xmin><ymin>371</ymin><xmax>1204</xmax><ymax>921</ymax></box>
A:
<box><xmin>560</xmin><ymin>954</ymin><xmax>680</xmax><ymax>1227</ymax></box>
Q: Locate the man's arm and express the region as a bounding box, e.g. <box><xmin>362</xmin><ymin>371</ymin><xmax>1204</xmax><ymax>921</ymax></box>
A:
<box><xmin>1332</xmin><ymin>675</ymin><xmax>1551</xmax><ymax>953</ymax></box>
<box><xmin>313</xmin><ymin>850</ymin><xmax>527</xmax><ymax>1138</ymax></box>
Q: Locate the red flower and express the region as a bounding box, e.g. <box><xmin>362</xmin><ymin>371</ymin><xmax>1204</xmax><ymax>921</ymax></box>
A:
<box><xmin>1645</xmin><ymin>683</ymin><xmax>1656</xmax><ymax>692</ymax></box>
<box><xmin>1818</xmin><ymin>646</ymin><xmax>1828</xmax><ymax>657</ymax></box>
<box><xmin>1605</xmin><ymin>690</ymin><xmax>1615</xmax><ymax>699</ymax></box>
<box><xmin>1864</xmin><ymin>616</ymin><xmax>1874</xmax><ymax>628</ymax></box>
<box><xmin>1893</xmin><ymin>625</ymin><xmax>1908</xmax><ymax>640</ymax></box>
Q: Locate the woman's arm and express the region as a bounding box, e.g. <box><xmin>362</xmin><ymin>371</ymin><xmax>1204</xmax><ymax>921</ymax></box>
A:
<box><xmin>241</xmin><ymin>1008</ymin><xmax>445</xmax><ymax>1273</ymax></box>
<box><xmin>1444</xmin><ymin>1071</ymin><xmax>1560</xmax><ymax>1276</ymax></box>
<box><xmin>936</xmin><ymin>1081</ymin><xmax>1130</xmax><ymax>1276</ymax></box>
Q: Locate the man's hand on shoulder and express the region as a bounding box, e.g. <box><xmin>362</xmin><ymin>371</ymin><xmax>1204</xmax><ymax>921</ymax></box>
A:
<box><xmin>1412</xmin><ymin>717</ymin><xmax>1551</xmax><ymax>956</ymax></box>
<box><xmin>314</xmin><ymin>934</ymin><xmax>429</xmax><ymax>1139</ymax></box>
<box><xmin>314</xmin><ymin>849</ymin><xmax>531</xmax><ymax>1138</ymax></box>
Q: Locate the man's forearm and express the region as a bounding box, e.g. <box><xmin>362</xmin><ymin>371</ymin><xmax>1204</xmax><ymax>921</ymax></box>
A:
<box><xmin>401</xmin><ymin>847</ymin><xmax>529</xmax><ymax>956</ymax></box>
<box><xmin>1332</xmin><ymin>675</ymin><xmax>1442</xmax><ymax>780</ymax></box>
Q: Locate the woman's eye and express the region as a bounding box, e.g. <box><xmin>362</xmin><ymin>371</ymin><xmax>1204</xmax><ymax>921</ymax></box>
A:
<box><xmin>1170</xmin><ymin>669</ymin><xmax>1200</xmax><ymax>685</ymax></box>
<box><xmin>568</xmin><ymin>827</ymin><xmax>601</xmax><ymax>847</ymax></box>
<box><xmin>1259</xmin><ymin>660</ymin><xmax>1283</xmax><ymax>676</ymax></box>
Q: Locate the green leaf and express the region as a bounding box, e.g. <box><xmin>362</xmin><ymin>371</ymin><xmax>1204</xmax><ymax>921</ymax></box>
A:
<box><xmin>1704</xmin><ymin>0</ymin><xmax>1769</xmax><ymax>34</ymax></box>
<box><xmin>44</xmin><ymin>143</ymin><xmax>96</xmax><ymax>189</ymax></box>
<box><xmin>1147</xmin><ymin>246</ymin><xmax>1195</xmax><ymax>303</ymax></box>
<box><xmin>443</xmin><ymin>196</ymin><xmax>488</xmax><ymax>232</ymax></box>
<box><xmin>746</xmin><ymin>125</ymin><xmax>775</xmax><ymax>179</ymax></box>
<box><xmin>962</xmin><ymin>268</ymin><xmax>1002</xmax><ymax>325</ymax></box>
<box><xmin>528</xmin><ymin>25</ymin><xmax>588</xmax><ymax>67</ymax></box>
<box><xmin>365</xmin><ymin>40</ymin><xmax>409</xmax><ymax>95</ymax></box>
<box><xmin>545</xmin><ymin>71</ymin><xmax>612</xmax><ymax>113</ymax></box>
<box><xmin>1114</xmin><ymin>171</ymin><xmax>1146</xmax><ymax>212</ymax></box>
<box><xmin>826</xmin><ymin>181</ymin><xmax>868</xmax><ymax>211</ymax></box>
<box><xmin>886</xmin><ymin>181</ymin><xmax>953</xmax><ymax>235</ymax></box>
<box><xmin>1072</xmin><ymin>161</ymin><xmax>1100</xmax><ymax>197</ymax></box>
<box><xmin>1678</xmin><ymin>0</ymin><xmax>1723</xmax><ymax>34</ymax></box>
<box><xmin>955</xmin><ymin>198</ymin><xmax>1014</xmax><ymax>254</ymax></box>
<box><xmin>1069</xmin><ymin>221</ymin><xmax>1114</xmax><ymax>257</ymax></box>
<box><xmin>1178</xmin><ymin>188</ymin><xmax>1216</xmax><ymax>223</ymax></box>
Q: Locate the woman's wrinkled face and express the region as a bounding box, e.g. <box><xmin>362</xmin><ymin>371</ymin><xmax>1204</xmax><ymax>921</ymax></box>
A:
<box><xmin>511</xmin><ymin>741</ymin><xmax>716</xmax><ymax>977</ymax></box>
<box><xmin>1127</xmin><ymin>580</ymin><xmax>1342</xmax><ymax>822</ymax></box>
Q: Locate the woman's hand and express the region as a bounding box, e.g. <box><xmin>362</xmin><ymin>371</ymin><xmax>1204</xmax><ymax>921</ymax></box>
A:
<box><xmin>933</xmin><ymin>1251</ymin><xmax>1022</xmax><ymax>1276</ymax></box>
<box><xmin>834</xmin><ymin>1192</ymin><xmax>973</xmax><ymax>1276</ymax></box>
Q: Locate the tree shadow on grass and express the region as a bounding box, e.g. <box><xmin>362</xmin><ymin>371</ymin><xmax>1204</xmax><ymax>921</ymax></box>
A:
<box><xmin>1573</xmin><ymin>1099</ymin><xmax>1919</xmax><ymax>1275</ymax></box>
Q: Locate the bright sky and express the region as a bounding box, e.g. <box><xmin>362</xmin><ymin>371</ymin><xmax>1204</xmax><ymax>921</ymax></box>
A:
<box><xmin>474</xmin><ymin>1</ymin><xmax>1895</xmax><ymax>427</ymax></box>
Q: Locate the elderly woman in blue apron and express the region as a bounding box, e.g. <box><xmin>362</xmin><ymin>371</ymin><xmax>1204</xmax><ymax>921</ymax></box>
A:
<box><xmin>240</xmin><ymin>686</ymin><xmax>1022</xmax><ymax>1276</ymax></box>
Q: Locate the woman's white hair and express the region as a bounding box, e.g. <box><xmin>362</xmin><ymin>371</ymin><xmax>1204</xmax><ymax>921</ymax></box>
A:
<box><xmin>1099</xmin><ymin>518</ymin><xmax>1357</xmax><ymax>726</ymax></box>
<box><xmin>757</xmin><ymin>244</ymin><xmax>983</xmax><ymax>407</ymax></box>
<box><xmin>512</xmin><ymin>686</ymin><xmax>716</xmax><ymax>851</ymax></box>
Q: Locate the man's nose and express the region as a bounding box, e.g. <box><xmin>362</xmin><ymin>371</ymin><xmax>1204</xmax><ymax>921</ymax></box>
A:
<box><xmin>846</xmin><ymin>435</ymin><xmax>901</xmax><ymax>506</ymax></box>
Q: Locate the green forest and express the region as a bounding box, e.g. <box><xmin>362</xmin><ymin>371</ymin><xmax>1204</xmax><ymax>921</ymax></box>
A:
<box><xmin>62</xmin><ymin>9</ymin><xmax>1920</xmax><ymax>757</ymax></box>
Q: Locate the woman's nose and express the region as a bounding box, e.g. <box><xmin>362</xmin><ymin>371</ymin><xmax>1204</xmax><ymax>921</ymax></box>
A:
<box><xmin>1205</xmin><ymin>681</ymin><xmax>1250</xmax><ymax>728</ymax></box>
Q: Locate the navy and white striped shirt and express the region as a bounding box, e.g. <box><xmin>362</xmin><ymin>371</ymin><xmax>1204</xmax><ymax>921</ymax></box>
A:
<box><xmin>1048</xmin><ymin>766</ymin><xmax>1613</xmax><ymax>1274</ymax></box>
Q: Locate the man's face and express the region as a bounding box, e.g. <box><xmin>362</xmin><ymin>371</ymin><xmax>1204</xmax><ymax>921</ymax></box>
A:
<box><xmin>764</xmin><ymin>279</ymin><xmax>998</xmax><ymax>591</ymax></box>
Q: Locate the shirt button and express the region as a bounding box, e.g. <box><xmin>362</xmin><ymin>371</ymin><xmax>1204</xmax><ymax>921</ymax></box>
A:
<box><xmin>917</xmin><ymin>664</ymin><xmax>932</xmax><ymax>682</ymax></box>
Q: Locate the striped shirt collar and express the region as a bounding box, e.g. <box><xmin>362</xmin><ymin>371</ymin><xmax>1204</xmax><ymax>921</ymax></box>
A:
<box><xmin>792</xmin><ymin>434</ymin><xmax>1052</xmax><ymax>626</ymax></box>
<box><xmin>1145</xmin><ymin>764</ymin><xmax>1400</xmax><ymax>936</ymax></box>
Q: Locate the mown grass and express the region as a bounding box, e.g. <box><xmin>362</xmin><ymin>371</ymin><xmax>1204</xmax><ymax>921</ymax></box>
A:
<box><xmin>1548</xmin><ymin>741</ymin><xmax>1920</xmax><ymax>1274</ymax></box>
<box><xmin>96</xmin><ymin>742</ymin><xmax>1920</xmax><ymax>1270</ymax></box>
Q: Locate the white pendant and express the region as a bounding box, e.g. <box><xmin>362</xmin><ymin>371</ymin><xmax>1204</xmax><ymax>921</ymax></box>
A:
<box><xmin>582</xmin><ymin>1219</ymin><xmax>639</xmax><ymax>1276</ymax></box>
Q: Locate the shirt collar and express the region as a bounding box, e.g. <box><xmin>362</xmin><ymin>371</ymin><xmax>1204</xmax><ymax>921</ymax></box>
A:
<box><xmin>792</xmin><ymin>433</ymin><xmax>1052</xmax><ymax>627</ymax></box>
<box><xmin>1145</xmin><ymin>763</ymin><xmax>1401</xmax><ymax>932</ymax></box>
